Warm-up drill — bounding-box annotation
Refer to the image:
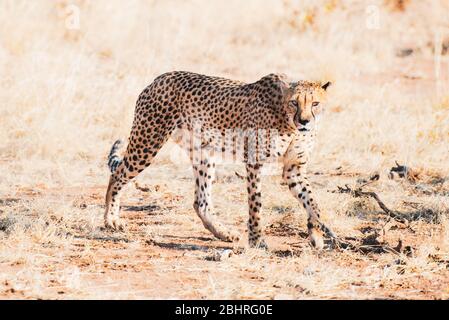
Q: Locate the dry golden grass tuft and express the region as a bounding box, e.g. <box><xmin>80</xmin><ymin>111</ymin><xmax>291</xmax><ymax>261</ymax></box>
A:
<box><xmin>0</xmin><ymin>0</ymin><xmax>448</xmax><ymax>299</ymax></box>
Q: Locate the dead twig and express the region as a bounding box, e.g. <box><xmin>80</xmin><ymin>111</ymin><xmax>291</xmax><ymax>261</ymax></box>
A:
<box><xmin>134</xmin><ymin>181</ymin><xmax>151</xmax><ymax>192</ymax></box>
<box><xmin>234</xmin><ymin>171</ymin><xmax>246</xmax><ymax>180</ymax></box>
<box><xmin>134</xmin><ymin>181</ymin><xmax>161</xmax><ymax>193</ymax></box>
<box><xmin>356</xmin><ymin>171</ymin><xmax>380</xmax><ymax>187</ymax></box>
<box><xmin>312</xmin><ymin>166</ymin><xmax>364</xmax><ymax>177</ymax></box>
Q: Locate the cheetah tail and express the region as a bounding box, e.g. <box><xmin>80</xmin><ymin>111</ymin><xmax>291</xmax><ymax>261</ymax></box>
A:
<box><xmin>107</xmin><ymin>139</ymin><xmax>123</xmax><ymax>173</ymax></box>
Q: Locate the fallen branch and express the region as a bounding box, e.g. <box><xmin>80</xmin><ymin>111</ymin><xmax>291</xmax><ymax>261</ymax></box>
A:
<box><xmin>335</xmin><ymin>184</ymin><xmax>408</xmax><ymax>224</ymax></box>
<box><xmin>320</xmin><ymin>227</ymin><xmax>401</xmax><ymax>256</ymax></box>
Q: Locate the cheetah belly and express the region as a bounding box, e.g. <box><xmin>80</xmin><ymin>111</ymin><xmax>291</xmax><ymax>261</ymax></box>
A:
<box><xmin>171</xmin><ymin>126</ymin><xmax>293</xmax><ymax>165</ymax></box>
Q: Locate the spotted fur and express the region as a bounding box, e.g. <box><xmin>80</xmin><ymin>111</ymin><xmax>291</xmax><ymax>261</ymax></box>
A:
<box><xmin>104</xmin><ymin>71</ymin><xmax>332</xmax><ymax>248</ymax></box>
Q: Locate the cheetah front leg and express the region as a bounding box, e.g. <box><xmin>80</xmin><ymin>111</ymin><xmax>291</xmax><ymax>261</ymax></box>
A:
<box><xmin>282</xmin><ymin>143</ymin><xmax>336</xmax><ymax>249</ymax></box>
<box><xmin>245</xmin><ymin>163</ymin><xmax>268</xmax><ymax>249</ymax></box>
<box><xmin>282</xmin><ymin>162</ymin><xmax>325</xmax><ymax>249</ymax></box>
<box><xmin>192</xmin><ymin>158</ymin><xmax>240</xmax><ymax>242</ymax></box>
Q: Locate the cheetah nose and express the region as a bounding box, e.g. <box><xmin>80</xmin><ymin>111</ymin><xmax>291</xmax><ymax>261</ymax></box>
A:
<box><xmin>298</xmin><ymin>119</ymin><xmax>310</xmax><ymax>126</ymax></box>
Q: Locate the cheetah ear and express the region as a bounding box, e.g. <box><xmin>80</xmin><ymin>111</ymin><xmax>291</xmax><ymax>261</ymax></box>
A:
<box><xmin>289</xmin><ymin>82</ymin><xmax>298</xmax><ymax>89</ymax></box>
<box><xmin>321</xmin><ymin>81</ymin><xmax>332</xmax><ymax>91</ymax></box>
<box><xmin>280</xmin><ymin>81</ymin><xmax>295</xmax><ymax>101</ymax></box>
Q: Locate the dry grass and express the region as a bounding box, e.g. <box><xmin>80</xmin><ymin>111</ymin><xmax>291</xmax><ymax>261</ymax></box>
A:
<box><xmin>1</xmin><ymin>0</ymin><xmax>449</xmax><ymax>299</ymax></box>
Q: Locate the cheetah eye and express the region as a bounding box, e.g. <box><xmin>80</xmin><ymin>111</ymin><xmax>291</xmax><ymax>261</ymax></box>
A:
<box><xmin>289</xmin><ymin>100</ymin><xmax>299</xmax><ymax>108</ymax></box>
<box><xmin>312</xmin><ymin>102</ymin><xmax>320</xmax><ymax>107</ymax></box>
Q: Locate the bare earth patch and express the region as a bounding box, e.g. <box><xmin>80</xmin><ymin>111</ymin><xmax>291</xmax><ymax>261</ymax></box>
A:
<box><xmin>1</xmin><ymin>163</ymin><xmax>448</xmax><ymax>300</ymax></box>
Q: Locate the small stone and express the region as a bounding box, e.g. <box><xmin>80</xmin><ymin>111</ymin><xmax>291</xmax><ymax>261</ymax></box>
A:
<box><xmin>213</xmin><ymin>249</ymin><xmax>234</xmax><ymax>261</ymax></box>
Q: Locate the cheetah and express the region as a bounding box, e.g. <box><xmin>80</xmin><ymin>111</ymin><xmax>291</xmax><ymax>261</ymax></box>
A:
<box><xmin>104</xmin><ymin>71</ymin><xmax>333</xmax><ymax>249</ymax></box>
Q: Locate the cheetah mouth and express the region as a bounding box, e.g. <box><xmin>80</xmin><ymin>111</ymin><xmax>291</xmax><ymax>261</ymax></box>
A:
<box><xmin>297</xmin><ymin>126</ymin><xmax>311</xmax><ymax>132</ymax></box>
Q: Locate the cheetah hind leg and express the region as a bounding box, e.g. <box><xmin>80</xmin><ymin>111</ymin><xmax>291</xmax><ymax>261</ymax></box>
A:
<box><xmin>192</xmin><ymin>160</ymin><xmax>240</xmax><ymax>242</ymax></box>
<box><xmin>104</xmin><ymin>125</ymin><xmax>173</xmax><ymax>231</ymax></box>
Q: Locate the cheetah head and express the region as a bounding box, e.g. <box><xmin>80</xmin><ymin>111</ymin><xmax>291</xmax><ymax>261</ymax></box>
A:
<box><xmin>282</xmin><ymin>79</ymin><xmax>332</xmax><ymax>132</ymax></box>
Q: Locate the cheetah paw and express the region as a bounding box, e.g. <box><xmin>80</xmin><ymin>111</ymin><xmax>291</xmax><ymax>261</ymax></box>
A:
<box><xmin>309</xmin><ymin>229</ymin><xmax>324</xmax><ymax>250</ymax></box>
<box><xmin>249</xmin><ymin>238</ymin><xmax>269</xmax><ymax>250</ymax></box>
<box><xmin>216</xmin><ymin>231</ymin><xmax>240</xmax><ymax>243</ymax></box>
<box><xmin>104</xmin><ymin>218</ymin><xmax>125</xmax><ymax>232</ymax></box>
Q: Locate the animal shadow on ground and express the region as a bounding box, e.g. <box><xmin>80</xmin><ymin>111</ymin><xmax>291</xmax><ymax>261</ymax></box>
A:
<box><xmin>122</xmin><ymin>204</ymin><xmax>161</xmax><ymax>213</ymax></box>
<box><xmin>146</xmin><ymin>238</ymin><xmax>234</xmax><ymax>252</ymax></box>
